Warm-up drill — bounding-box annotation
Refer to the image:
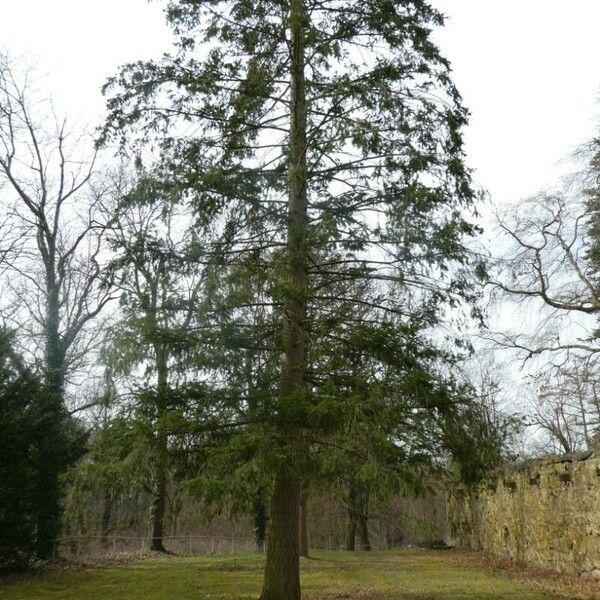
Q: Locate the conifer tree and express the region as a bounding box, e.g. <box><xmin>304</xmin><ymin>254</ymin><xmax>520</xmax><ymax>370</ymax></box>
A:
<box><xmin>0</xmin><ymin>328</ymin><xmax>45</xmax><ymax>571</ymax></box>
<box><xmin>103</xmin><ymin>2</ymin><xmax>482</xmax><ymax>597</ymax></box>
<box><xmin>103</xmin><ymin>181</ymin><xmax>205</xmax><ymax>552</ymax></box>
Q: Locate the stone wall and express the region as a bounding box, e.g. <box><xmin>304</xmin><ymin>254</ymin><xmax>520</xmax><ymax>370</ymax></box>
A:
<box><xmin>446</xmin><ymin>451</ymin><xmax>600</xmax><ymax>577</ymax></box>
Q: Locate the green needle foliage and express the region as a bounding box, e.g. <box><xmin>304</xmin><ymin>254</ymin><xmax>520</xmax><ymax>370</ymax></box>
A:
<box><xmin>63</xmin><ymin>410</ymin><xmax>152</xmax><ymax>543</ymax></box>
<box><xmin>102</xmin><ymin>2</ymin><xmax>488</xmax><ymax>598</ymax></box>
<box><xmin>0</xmin><ymin>329</ymin><xmax>84</xmax><ymax>571</ymax></box>
<box><xmin>102</xmin><ymin>180</ymin><xmax>212</xmax><ymax>551</ymax></box>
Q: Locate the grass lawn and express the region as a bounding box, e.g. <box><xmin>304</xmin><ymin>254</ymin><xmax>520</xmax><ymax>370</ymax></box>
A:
<box><xmin>0</xmin><ymin>549</ymin><xmax>571</xmax><ymax>600</ymax></box>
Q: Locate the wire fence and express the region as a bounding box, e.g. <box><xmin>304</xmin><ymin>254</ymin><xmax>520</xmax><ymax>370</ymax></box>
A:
<box><xmin>56</xmin><ymin>534</ymin><xmax>260</xmax><ymax>558</ymax></box>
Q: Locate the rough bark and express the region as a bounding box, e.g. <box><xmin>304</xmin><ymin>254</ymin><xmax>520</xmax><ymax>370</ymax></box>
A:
<box><xmin>260</xmin><ymin>1</ymin><xmax>308</xmax><ymax>599</ymax></box>
<box><xmin>149</xmin><ymin>431</ymin><xmax>168</xmax><ymax>552</ymax></box>
<box><xmin>260</xmin><ymin>473</ymin><xmax>301</xmax><ymax>600</ymax></box>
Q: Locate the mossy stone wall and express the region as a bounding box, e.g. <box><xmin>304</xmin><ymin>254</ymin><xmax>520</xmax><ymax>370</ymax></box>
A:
<box><xmin>446</xmin><ymin>452</ymin><xmax>600</xmax><ymax>577</ymax></box>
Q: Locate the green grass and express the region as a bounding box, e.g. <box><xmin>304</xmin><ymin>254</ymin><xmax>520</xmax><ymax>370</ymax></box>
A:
<box><xmin>0</xmin><ymin>549</ymin><xmax>561</xmax><ymax>599</ymax></box>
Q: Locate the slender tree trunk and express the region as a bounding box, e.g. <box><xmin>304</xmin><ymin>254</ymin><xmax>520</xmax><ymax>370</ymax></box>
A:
<box><xmin>357</xmin><ymin>514</ymin><xmax>371</xmax><ymax>551</ymax></box>
<box><xmin>299</xmin><ymin>494</ymin><xmax>309</xmax><ymax>558</ymax></box>
<box><xmin>346</xmin><ymin>504</ymin><xmax>357</xmax><ymax>552</ymax></box>
<box><xmin>149</xmin><ymin>344</ymin><xmax>168</xmax><ymax>553</ymax></box>
<box><xmin>248</xmin><ymin>349</ymin><xmax>268</xmax><ymax>553</ymax></box>
<box><xmin>101</xmin><ymin>489</ymin><xmax>113</xmax><ymax>547</ymax></box>
<box><xmin>346</xmin><ymin>480</ymin><xmax>370</xmax><ymax>552</ymax></box>
<box><xmin>346</xmin><ymin>479</ymin><xmax>357</xmax><ymax>551</ymax></box>
<box><xmin>253</xmin><ymin>490</ymin><xmax>268</xmax><ymax>552</ymax></box>
<box><xmin>357</xmin><ymin>489</ymin><xmax>371</xmax><ymax>551</ymax></box>
<box><xmin>149</xmin><ymin>431</ymin><xmax>167</xmax><ymax>552</ymax></box>
<box><xmin>260</xmin><ymin>1</ymin><xmax>308</xmax><ymax>599</ymax></box>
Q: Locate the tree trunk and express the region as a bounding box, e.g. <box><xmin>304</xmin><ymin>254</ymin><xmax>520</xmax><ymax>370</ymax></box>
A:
<box><xmin>358</xmin><ymin>486</ymin><xmax>371</xmax><ymax>551</ymax></box>
<box><xmin>253</xmin><ymin>490</ymin><xmax>268</xmax><ymax>552</ymax></box>
<box><xmin>260</xmin><ymin>473</ymin><xmax>301</xmax><ymax>600</ymax></box>
<box><xmin>346</xmin><ymin>479</ymin><xmax>370</xmax><ymax>552</ymax></box>
<box><xmin>299</xmin><ymin>494</ymin><xmax>309</xmax><ymax>558</ymax></box>
<box><xmin>357</xmin><ymin>514</ymin><xmax>371</xmax><ymax>551</ymax></box>
<box><xmin>149</xmin><ymin>344</ymin><xmax>168</xmax><ymax>553</ymax></box>
<box><xmin>100</xmin><ymin>489</ymin><xmax>113</xmax><ymax>547</ymax></box>
<box><xmin>149</xmin><ymin>431</ymin><xmax>167</xmax><ymax>552</ymax></box>
<box><xmin>260</xmin><ymin>0</ymin><xmax>308</xmax><ymax>598</ymax></box>
<box><xmin>346</xmin><ymin>510</ymin><xmax>357</xmax><ymax>551</ymax></box>
<box><xmin>346</xmin><ymin>479</ymin><xmax>357</xmax><ymax>551</ymax></box>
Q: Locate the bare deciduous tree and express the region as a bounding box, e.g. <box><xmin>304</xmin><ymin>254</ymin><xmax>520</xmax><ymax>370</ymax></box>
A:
<box><xmin>490</xmin><ymin>189</ymin><xmax>599</xmax><ymax>361</ymax></box>
<box><xmin>526</xmin><ymin>355</ymin><xmax>600</xmax><ymax>455</ymax></box>
<box><xmin>0</xmin><ymin>58</ymin><xmax>115</xmax><ymax>399</ymax></box>
<box><xmin>485</xmin><ymin>139</ymin><xmax>600</xmax><ymax>457</ymax></box>
<box><xmin>0</xmin><ymin>55</ymin><xmax>115</xmax><ymax>557</ymax></box>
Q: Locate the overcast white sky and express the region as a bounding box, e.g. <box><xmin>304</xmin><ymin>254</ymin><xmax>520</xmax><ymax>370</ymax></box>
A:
<box><xmin>1</xmin><ymin>0</ymin><xmax>599</xmax><ymax>202</ymax></box>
